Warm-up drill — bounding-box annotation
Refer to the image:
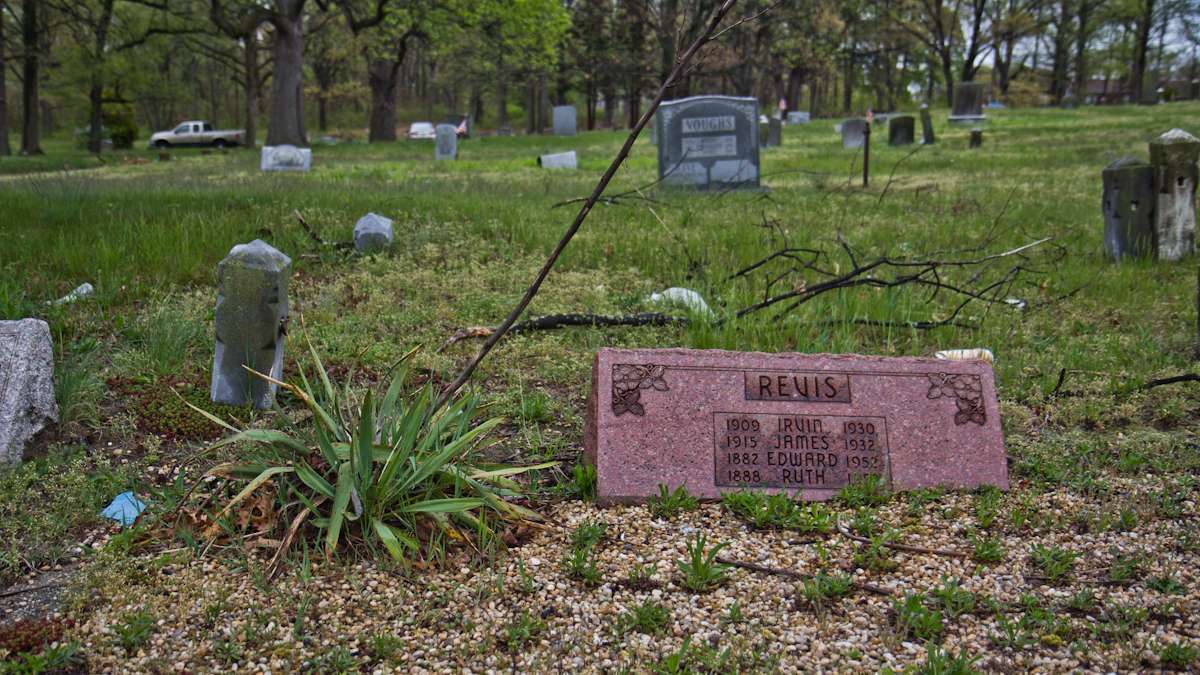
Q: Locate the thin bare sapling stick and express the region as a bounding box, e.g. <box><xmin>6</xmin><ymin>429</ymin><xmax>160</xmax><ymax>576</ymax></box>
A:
<box><xmin>434</xmin><ymin>0</ymin><xmax>746</xmax><ymax>412</ymax></box>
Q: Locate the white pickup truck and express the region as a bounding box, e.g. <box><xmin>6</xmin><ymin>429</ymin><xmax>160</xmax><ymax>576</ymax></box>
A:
<box><xmin>149</xmin><ymin>121</ymin><xmax>245</xmax><ymax>148</ymax></box>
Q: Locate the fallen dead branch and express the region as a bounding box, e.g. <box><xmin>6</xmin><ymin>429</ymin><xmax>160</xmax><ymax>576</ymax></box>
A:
<box><xmin>837</xmin><ymin>521</ymin><xmax>968</xmax><ymax>559</ymax></box>
<box><xmin>1140</xmin><ymin>373</ymin><xmax>1200</xmax><ymax>390</ymax></box>
<box><xmin>716</xmin><ymin>556</ymin><xmax>893</xmax><ymax>595</ymax></box>
<box><xmin>439</xmin><ymin>312</ymin><xmax>684</xmax><ymax>351</ymax></box>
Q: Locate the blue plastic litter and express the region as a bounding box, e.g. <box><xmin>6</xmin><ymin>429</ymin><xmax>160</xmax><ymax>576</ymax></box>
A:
<box><xmin>101</xmin><ymin>491</ymin><xmax>146</xmax><ymax>527</ymax></box>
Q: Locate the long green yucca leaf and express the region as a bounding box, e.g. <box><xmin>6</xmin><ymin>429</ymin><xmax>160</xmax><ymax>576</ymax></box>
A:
<box><xmin>393</xmin><ymin>419</ymin><xmax>500</xmax><ymax>495</ymax></box>
<box><xmin>172</xmin><ymin>388</ymin><xmax>242</xmax><ymax>434</ymax></box>
<box><xmin>378</xmin><ymin>372</ymin><xmax>406</xmax><ymax>447</ymax></box>
<box><xmin>243</xmin><ymin>364</ymin><xmax>344</xmax><ymax>442</ymax></box>
<box><xmin>206</xmin><ymin>429</ymin><xmax>309</xmax><ymax>454</ymax></box>
<box><xmin>300</xmin><ymin>321</ymin><xmax>337</xmax><ymax>407</ymax></box>
<box><xmin>468</xmin><ymin>461</ymin><xmax>558</xmax><ymax>480</ymax></box>
<box><xmin>355</xmin><ymin>390</ymin><xmax>375</xmax><ymax>490</ymax></box>
<box><xmin>205</xmin><ymin>461</ymin><xmax>268</xmax><ymax>480</ymax></box>
<box><xmin>217</xmin><ymin>466</ymin><xmax>294</xmax><ymax>518</ymax></box>
<box><xmin>461</xmin><ymin>474</ymin><xmax>544</xmax><ymax>522</ymax></box>
<box><xmin>325</xmin><ymin>462</ymin><xmax>353</xmax><ymax>557</ymax></box>
<box><xmin>372</xmin><ymin>519</ymin><xmax>417</xmax><ymax>561</ymax></box>
<box><xmin>293</xmin><ymin>488</ymin><xmax>325</xmax><ymax>519</ymax></box>
<box><xmin>401</xmin><ymin>498</ymin><xmax>486</xmax><ymax>513</ymax></box>
<box><xmin>295</xmin><ymin>461</ymin><xmax>335</xmax><ymax>499</ymax></box>
<box><xmin>315</xmin><ymin>426</ymin><xmax>340</xmax><ymax>467</ymax></box>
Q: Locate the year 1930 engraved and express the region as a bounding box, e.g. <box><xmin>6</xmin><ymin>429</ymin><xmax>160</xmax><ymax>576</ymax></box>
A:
<box><xmin>713</xmin><ymin>412</ymin><xmax>889</xmax><ymax>491</ymax></box>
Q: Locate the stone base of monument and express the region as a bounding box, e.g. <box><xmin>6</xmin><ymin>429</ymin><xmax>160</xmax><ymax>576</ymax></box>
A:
<box><xmin>585</xmin><ymin>348</ymin><xmax>1007</xmax><ymax>504</ymax></box>
<box><xmin>948</xmin><ymin>116</ymin><xmax>987</xmax><ymax>126</ymax></box>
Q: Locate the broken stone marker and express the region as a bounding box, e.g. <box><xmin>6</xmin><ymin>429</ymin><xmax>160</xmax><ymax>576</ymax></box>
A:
<box><xmin>1149</xmin><ymin>128</ymin><xmax>1199</xmax><ymax>261</ymax></box>
<box><xmin>353</xmin><ymin>213</ymin><xmax>394</xmax><ymax>253</ymax></box>
<box><xmin>211</xmin><ymin>240</ymin><xmax>291</xmax><ymax>409</ymax></box>
<box><xmin>920</xmin><ymin>106</ymin><xmax>935</xmax><ymax>145</ymax></box>
<box><xmin>538</xmin><ymin>151</ymin><xmax>578</xmax><ymax>170</ymax></box>
<box><xmin>584</xmin><ymin>348</ymin><xmax>1007</xmax><ymax>504</ymax></box>
<box><xmin>766</xmin><ymin>118</ymin><xmax>782</xmax><ymax>147</ymax></box>
<box><xmin>260</xmin><ymin>145</ymin><xmax>312</xmax><ymax>172</ymax></box>
<box><xmin>888</xmin><ymin>115</ymin><xmax>915</xmax><ymax>146</ymax></box>
<box><xmin>1102</xmin><ymin>157</ymin><xmax>1156</xmax><ymax>261</ymax></box>
<box><xmin>0</xmin><ymin>319</ymin><xmax>58</xmax><ymax>465</ymax></box>
<box><xmin>969</xmin><ymin>129</ymin><xmax>983</xmax><ymax>148</ymax></box>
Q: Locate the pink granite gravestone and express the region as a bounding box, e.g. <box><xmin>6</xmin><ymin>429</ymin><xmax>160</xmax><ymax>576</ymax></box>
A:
<box><xmin>584</xmin><ymin>348</ymin><xmax>1007</xmax><ymax>504</ymax></box>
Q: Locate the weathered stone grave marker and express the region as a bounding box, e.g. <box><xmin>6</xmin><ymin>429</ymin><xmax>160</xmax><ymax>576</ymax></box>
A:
<box><xmin>538</xmin><ymin>151</ymin><xmax>578</xmax><ymax>169</ymax></box>
<box><xmin>552</xmin><ymin>106</ymin><xmax>577</xmax><ymax>136</ymax></box>
<box><xmin>969</xmin><ymin>129</ymin><xmax>983</xmax><ymax>148</ymax></box>
<box><xmin>354</xmin><ymin>213</ymin><xmax>394</xmax><ymax>253</ymax></box>
<box><xmin>211</xmin><ymin>240</ymin><xmax>291</xmax><ymax>409</ymax></box>
<box><xmin>786</xmin><ymin>111</ymin><xmax>810</xmax><ymax>125</ymax></box>
<box><xmin>655</xmin><ymin>95</ymin><xmax>760</xmax><ymax>189</ymax></box>
<box><xmin>1149</xmin><ymin>128</ymin><xmax>1199</xmax><ymax>261</ymax></box>
<box><xmin>950</xmin><ymin>82</ymin><xmax>986</xmax><ymax>125</ymax></box>
<box><xmin>842</xmin><ymin>118</ymin><xmax>868</xmax><ymax>149</ymax></box>
<box><xmin>0</xmin><ymin>319</ymin><xmax>58</xmax><ymax>465</ymax></box>
<box><xmin>261</xmin><ymin>145</ymin><xmax>312</xmax><ymax>172</ymax></box>
<box><xmin>585</xmin><ymin>348</ymin><xmax>1007</xmax><ymax>503</ymax></box>
<box><xmin>888</xmin><ymin>115</ymin><xmax>915</xmax><ymax>146</ymax></box>
<box><xmin>920</xmin><ymin>106</ymin><xmax>935</xmax><ymax>145</ymax></box>
<box><xmin>435</xmin><ymin>124</ymin><xmax>458</xmax><ymax>160</ymax></box>
<box><xmin>1102</xmin><ymin>157</ymin><xmax>1156</xmax><ymax>261</ymax></box>
<box><xmin>767</xmin><ymin>118</ymin><xmax>782</xmax><ymax>147</ymax></box>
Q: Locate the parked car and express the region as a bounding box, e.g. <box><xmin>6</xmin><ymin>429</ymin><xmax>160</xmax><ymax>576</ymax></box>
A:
<box><xmin>407</xmin><ymin>122</ymin><xmax>436</xmax><ymax>140</ymax></box>
<box><xmin>148</xmin><ymin>121</ymin><xmax>244</xmax><ymax>148</ymax></box>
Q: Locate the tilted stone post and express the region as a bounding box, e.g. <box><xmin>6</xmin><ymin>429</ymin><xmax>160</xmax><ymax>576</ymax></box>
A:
<box><xmin>211</xmin><ymin>240</ymin><xmax>291</xmax><ymax>408</ymax></box>
<box><xmin>1149</xmin><ymin>128</ymin><xmax>1199</xmax><ymax>261</ymax></box>
<box><xmin>1102</xmin><ymin>157</ymin><xmax>1156</xmax><ymax>261</ymax></box>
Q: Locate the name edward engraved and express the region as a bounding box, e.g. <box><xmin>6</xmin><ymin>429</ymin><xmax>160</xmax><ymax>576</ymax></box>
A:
<box><xmin>743</xmin><ymin>371</ymin><xmax>851</xmax><ymax>403</ymax></box>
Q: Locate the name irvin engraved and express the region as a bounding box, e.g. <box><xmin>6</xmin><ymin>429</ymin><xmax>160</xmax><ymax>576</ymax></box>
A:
<box><xmin>744</xmin><ymin>371</ymin><xmax>852</xmax><ymax>403</ymax></box>
<box><xmin>713</xmin><ymin>412</ymin><xmax>889</xmax><ymax>490</ymax></box>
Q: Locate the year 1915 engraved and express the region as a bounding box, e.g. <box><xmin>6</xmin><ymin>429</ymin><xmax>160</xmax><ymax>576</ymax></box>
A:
<box><xmin>713</xmin><ymin>413</ymin><xmax>889</xmax><ymax>491</ymax></box>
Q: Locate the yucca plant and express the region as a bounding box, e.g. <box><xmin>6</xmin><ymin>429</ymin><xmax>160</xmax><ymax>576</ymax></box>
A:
<box><xmin>184</xmin><ymin>336</ymin><xmax>553</xmax><ymax>567</ymax></box>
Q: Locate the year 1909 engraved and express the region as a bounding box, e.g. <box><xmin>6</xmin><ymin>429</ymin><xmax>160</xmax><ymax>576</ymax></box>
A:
<box><xmin>713</xmin><ymin>412</ymin><xmax>889</xmax><ymax>490</ymax></box>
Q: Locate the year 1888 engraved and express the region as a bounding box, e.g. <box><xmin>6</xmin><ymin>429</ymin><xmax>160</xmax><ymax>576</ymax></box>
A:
<box><xmin>713</xmin><ymin>412</ymin><xmax>889</xmax><ymax>491</ymax></box>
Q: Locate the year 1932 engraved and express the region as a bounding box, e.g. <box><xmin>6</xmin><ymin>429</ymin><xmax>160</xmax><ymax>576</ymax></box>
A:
<box><xmin>713</xmin><ymin>412</ymin><xmax>889</xmax><ymax>491</ymax></box>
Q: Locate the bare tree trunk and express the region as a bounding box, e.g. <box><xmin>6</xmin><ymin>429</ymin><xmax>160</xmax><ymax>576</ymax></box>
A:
<box><xmin>20</xmin><ymin>0</ymin><xmax>41</xmax><ymax>155</ymax></box>
<box><xmin>0</xmin><ymin>4</ymin><xmax>10</xmax><ymax>157</ymax></box>
<box><xmin>244</xmin><ymin>37</ymin><xmax>259</xmax><ymax>146</ymax></box>
<box><xmin>87</xmin><ymin>0</ymin><xmax>115</xmax><ymax>154</ymax></box>
<box><xmin>496</xmin><ymin>70</ymin><xmax>509</xmax><ymax>128</ymax></box>
<box><xmin>266</xmin><ymin>3</ymin><xmax>307</xmax><ymax>146</ymax></box>
<box><xmin>842</xmin><ymin>42</ymin><xmax>854</xmax><ymax>112</ymax></box>
<box><xmin>368</xmin><ymin>58</ymin><xmax>400</xmax><ymax>142</ymax></box>
<box><xmin>1130</xmin><ymin>0</ymin><xmax>1155</xmax><ymax>102</ymax></box>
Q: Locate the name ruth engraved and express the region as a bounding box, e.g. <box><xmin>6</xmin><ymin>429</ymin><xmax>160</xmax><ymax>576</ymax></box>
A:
<box><xmin>743</xmin><ymin>371</ymin><xmax>852</xmax><ymax>402</ymax></box>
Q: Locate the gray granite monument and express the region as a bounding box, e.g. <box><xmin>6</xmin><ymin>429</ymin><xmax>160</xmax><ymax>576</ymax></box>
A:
<box><xmin>842</xmin><ymin>118</ymin><xmax>868</xmax><ymax>149</ymax></box>
<box><xmin>435</xmin><ymin>124</ymin><xmax>458</xmax><ymax>160</ymax></box>
<box><xmin>0</xmin><ymin>319</ymin><xmax>57</xmax><ymax>464</ymax></box>
<box><xmin>655</xmin><ymin>95</ymin><xmax>760</xmax><ymax>189</ymax></box>
<box><xmin>354</xmin><ymin>213</ymin><xmax>394</xmax><ymax>253</ymax></box>
<box><xmin>888</xmin><ymin>115</ymin><xmax>915</xmax><ymax>146</ymax></box>
<box><xmin>1149</xmin><ymin>128</ymin><xmax>1199</xmax><ymax>261</ymax></box>
<box><xmin>767</xmin><ymin>118</ymin><xmax>782</xmax><ymax>147</ymax></box>
<box><xmin>553</xmin><ymin>106</ymin><xmax>577</xmax><ymax>136</ymax></box>
<box><xmin>950</xmin><ymin>82</ymin><xmax>987</xmax><ymax>125</ymax></box>
<box><xmin>211</xmin><ymin>240</ymin><xmax>291</xmax><ymax>409</ymax></box>
<box><xmin>1102</xmin><ymin>157</ymin><xmax>1156</xmax><ymax>261</ymax></box>
<box><xmin>786</xmin><ymin>111</ymin><xmax>810</xmax><ymax>125</ymax></box>
<box><xmin>260</xmin><ymin>145</ymin><xmax>312</xmax><ymax>172</ymax></box>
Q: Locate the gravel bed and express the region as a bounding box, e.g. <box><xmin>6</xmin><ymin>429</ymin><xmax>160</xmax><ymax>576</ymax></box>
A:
<box><xmin>52</xmin><ymin>485</ymin><xmax>1200</xmax><ymax>673</ymax></box>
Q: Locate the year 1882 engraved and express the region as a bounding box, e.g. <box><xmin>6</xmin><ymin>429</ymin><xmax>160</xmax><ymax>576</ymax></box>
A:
<box><xmin>713</xmin><ymin>412</ymin><xmax>890</xmax><ymax>491</ymax></box>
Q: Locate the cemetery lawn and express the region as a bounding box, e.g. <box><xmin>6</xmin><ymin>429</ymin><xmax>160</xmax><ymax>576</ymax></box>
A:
<box><xmin>1</xmin><ymin>103</ymin><xmax>1198</xmax><ymax>672</ymax></box>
